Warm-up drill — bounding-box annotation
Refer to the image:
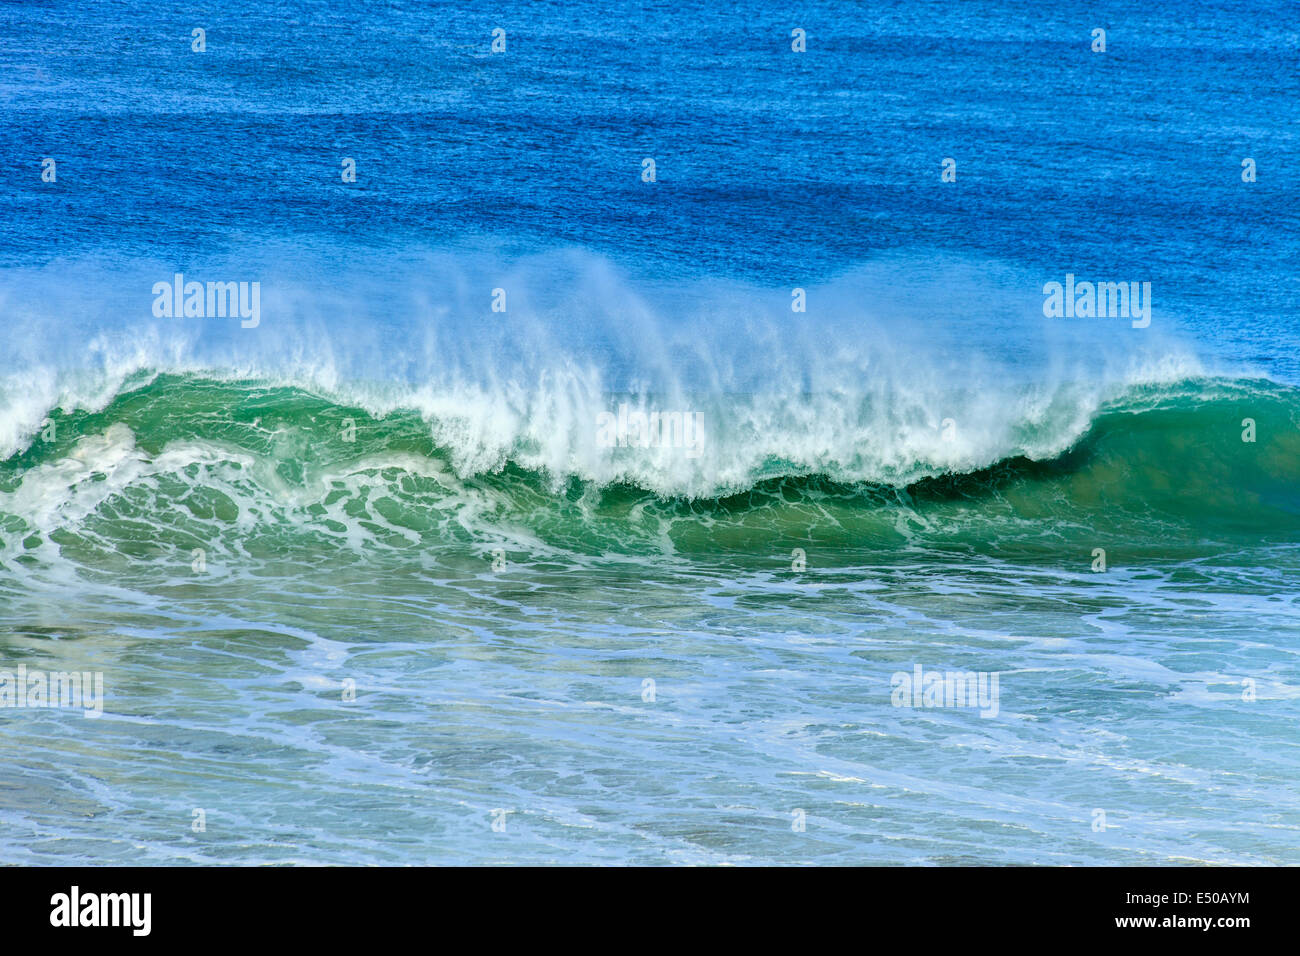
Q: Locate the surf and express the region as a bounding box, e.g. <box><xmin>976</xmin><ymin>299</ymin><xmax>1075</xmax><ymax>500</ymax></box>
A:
<box><xmin>2</xmin><ymin>373</ymin><xmax>1297</xmax><ymax>572</ymax></box>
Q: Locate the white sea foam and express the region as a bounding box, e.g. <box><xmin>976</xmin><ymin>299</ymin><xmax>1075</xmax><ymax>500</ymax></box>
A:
<box><xmin>0</xmin><ymin>246</ymin><xmax>1209</xmax><ymax>497</ymax></box>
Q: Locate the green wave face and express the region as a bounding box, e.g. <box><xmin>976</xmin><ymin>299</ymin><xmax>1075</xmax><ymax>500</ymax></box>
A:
<box><xmin>2</xmin><ymin>374</ymin><xmax>1298</xmax><ymax>576</ymax></box>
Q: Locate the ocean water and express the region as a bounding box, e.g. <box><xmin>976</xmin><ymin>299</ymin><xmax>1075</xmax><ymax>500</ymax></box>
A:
<box><xmin>1</xmin><ymin>0</ymin><xmax>1298</xmax><ymax>865</ymax></box>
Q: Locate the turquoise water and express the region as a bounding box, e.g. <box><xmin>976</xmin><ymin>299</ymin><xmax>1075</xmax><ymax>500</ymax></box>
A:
<box><xmin>1</xmin><ymin>374</ymin><xmax>1297</xmax><ymax>864</ymax></box>
<box><xmin>1</xmin><ymin>0</ymin><xmax>1298</xmax><ymax>864</ymax></box>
